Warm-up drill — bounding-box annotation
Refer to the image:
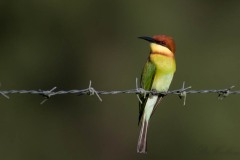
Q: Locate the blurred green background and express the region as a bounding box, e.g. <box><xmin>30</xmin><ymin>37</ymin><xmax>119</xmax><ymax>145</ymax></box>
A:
<box><xmin>1</xmin><ymin>0</ymin><xmax>240</xmax><ymax>159</ymax></box>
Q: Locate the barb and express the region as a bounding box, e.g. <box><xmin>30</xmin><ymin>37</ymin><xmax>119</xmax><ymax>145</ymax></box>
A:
<box><xmin>218</xmin><ymin>85</ymin><xmax>235</xmax><ymax>100</ymax></box>
<box><xmin>0</xmin><ymin>81</ymin><xmax>239</xmax><ymax>103</ymax></box>
<box><xmin>135</xmin><ymin>78</ymin><xmax>145</xmax><ymax>104</ymax></box>
<box><xmin>40</xmin><ymin>87</ymin><xmax>57</xmax><ymax>104</ymax></box>
<box><xmin>0</xmin><ymin>82</ymin><xmax>10</xmax><ymax>99</ymax></box>
<box><xmin>178</xmin><ymin>81</ymin><xmax>192</xmax><ymax>106</ymax></box>
<box><xmin>87</xmin><ymin>80</ymin><xmax>102</xmax><ymax>102</ymax></box>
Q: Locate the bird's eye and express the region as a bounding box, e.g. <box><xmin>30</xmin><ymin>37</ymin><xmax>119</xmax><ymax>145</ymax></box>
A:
<box><xmin>157</xmin><ymin>41</ymin><xmax>166</xmax><ymax>46</ymax></box>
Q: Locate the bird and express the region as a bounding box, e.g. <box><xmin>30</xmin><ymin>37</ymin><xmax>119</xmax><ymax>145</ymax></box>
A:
<box><xmin>137</xmin><ymin>35</ymin><xmax>176</xmax><ymax>153</ymax></box>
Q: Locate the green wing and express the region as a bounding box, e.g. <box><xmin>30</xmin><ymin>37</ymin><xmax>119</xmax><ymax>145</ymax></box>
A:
<box><xmin>138</xmin><ymin>59</ymin><xmax>156</xmax><ymax>124</ymax></box>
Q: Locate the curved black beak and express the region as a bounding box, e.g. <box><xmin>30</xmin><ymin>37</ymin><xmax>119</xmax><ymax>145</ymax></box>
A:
<box><xmin>138</xmin><ymin>36</ymin><xmax>156</xmax><ymax>43</ymax></box>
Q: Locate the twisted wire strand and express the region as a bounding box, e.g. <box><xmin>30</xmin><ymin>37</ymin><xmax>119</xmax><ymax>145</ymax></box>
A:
<box><xmin>0</xmin><ymin>81</ymin><xmax>237</xmax><ymax>104</ymax></box>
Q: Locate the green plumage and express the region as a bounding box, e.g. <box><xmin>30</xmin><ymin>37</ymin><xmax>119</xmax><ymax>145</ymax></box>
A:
<box><xmin>138</xmin><ymin>59</ymin><xmax>156</xmax><ymax>124</ymax></box>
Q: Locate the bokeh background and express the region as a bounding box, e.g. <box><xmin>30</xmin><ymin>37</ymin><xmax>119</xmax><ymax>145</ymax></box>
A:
<box><xmin>1</xmin><ymin>0</ymin><xmax>240</xmax><ymax>159</ymax></box>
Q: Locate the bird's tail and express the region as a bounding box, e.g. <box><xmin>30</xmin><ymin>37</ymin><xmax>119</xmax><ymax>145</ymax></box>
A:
<box><xmin>137</xmin><ymin>117</ymin><xmax>149</xmax><ymax>153</ymax></box>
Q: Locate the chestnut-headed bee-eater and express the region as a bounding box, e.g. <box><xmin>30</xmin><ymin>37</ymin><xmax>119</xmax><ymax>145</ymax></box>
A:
<box><xmin>137</xmin><ymin>35</ymin><xmax>176</xmax><ymax>153</ymax></box>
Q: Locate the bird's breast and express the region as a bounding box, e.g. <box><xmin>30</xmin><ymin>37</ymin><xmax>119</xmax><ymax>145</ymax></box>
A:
<box><xmin>150</xmin><ymin>54</ymin><xmax>176</xmax><ymax>72</ymax></box>
<box><xmin>150</xmin><ymin>54</ymin><xmax>176</xmax><ymax>91</ymax></box>
<box><xmin>152</xmin><ymin>72</ymin><xmax>174</xmax><ymax>91</ymax></box>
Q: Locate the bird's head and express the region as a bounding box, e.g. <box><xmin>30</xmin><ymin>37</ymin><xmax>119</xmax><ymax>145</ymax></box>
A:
<box><xmin>139</xmin><ymin>35</ymin><xmax>176</xmax><ymax>56</ymax></box>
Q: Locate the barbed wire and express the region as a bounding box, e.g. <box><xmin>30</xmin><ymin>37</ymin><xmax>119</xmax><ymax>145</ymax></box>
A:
<box><xmin>0</xmin><ymin>79</ymin><xmax>238</xmax><ymax>105</ymax></box>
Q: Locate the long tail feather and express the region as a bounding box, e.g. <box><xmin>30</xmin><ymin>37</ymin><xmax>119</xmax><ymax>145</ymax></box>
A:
<box><xmin>137</xmin><ymin>118</ymin><xmax>149</xmax><ymax>153</ymax></box>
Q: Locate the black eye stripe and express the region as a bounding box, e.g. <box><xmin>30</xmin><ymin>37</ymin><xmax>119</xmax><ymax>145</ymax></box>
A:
<box><xmin>156</xmin><ymin>41</ymin><xmax>166</xmax><ymax>46</ymax></box>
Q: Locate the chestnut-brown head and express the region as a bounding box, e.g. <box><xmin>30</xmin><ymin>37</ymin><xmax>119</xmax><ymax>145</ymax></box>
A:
<box><xmin>139</xmin><ymin>35</ymin><xmax>176</xmax><ymax>55</ymax></box>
